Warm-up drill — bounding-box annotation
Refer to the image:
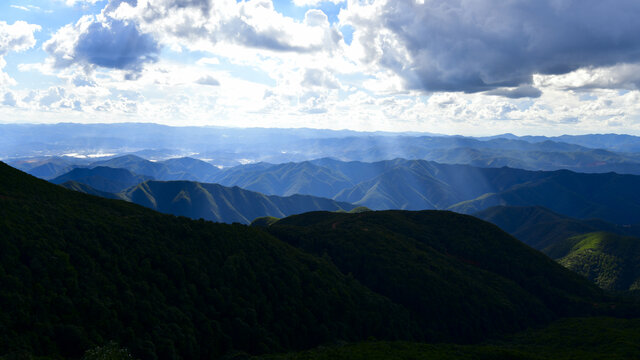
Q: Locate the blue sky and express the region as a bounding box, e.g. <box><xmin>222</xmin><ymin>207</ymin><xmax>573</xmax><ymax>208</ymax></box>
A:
<box><xmin>1</xmin><ymin>0</ymin><xmax>640</xmax><ymax>135</ymax></box>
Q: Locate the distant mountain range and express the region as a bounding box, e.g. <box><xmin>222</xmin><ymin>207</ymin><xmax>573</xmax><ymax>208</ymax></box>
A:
<box><xmin>212</xmin><ymin>158</ymin><xmax>640</xmax><ymax>224</ymax></box>
<box><xmin>51</xmin><ymin>166</ymin><xmax>152</xmax><ymax>193</ymax></box>
<box><xmin>475</xmin><ymin>206</ymin><xmax>640</xmax><ymax>291</ymax></box>
<box><xmin>34</xmin><ymin>155</ymin><xmax>640</xmax><ymax>225</ymax></box>
<box><xmin>9</xmin><ymin>154</ymin><xmax>221</xmax><ymax>181</ymax></box>
<box><xmin>3</xmin><ymin>123</ymin><xmax>640</xmax><ymax>174</ymax></box>
<box><xmin>63</xmin><ymin>178</ymin><xmax>357</xmax><ymax>224</ymax></box>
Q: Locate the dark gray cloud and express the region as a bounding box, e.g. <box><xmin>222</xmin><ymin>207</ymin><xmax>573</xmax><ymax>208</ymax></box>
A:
<box><xmin>485</xmin><ymin>85</ymin><xmax>542</xmax><ymax>99</ymax></box>
<box><xmin>74</xmin><ymin>19</ymin><xmax>159</xmax><ymax>72</ymax></box>
<box><xmin>360</xmin><ymin>0</ymin><xmax>640</xmax><ymax>93</ymax></box>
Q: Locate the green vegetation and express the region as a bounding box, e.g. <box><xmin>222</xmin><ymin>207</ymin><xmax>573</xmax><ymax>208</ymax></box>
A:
<box><xmin>475</xmin><ymin>206</ymin><xmax>640</xmax><ymax>291</ymax></box>
<box><xmin>450</xmin><ymin>170</ymin><xmax>640</xmax><ymax>224</ymax></box>
<box><xmin>552</xmin><ymin>232</ymin><xmax>640</xmax><ymax>291</ymax></box>
<box><xmin>212</xmin><ymin>158</ymin><xmax>640</xmax><ymax>224</ymax></box>
<box><xmin>254</xmin><ymin>317</ymin><xmax>640</xmax><ymax>360</ymax></box>
<box><xmin>1</xmin><ymin>162</ymin><xmax>638</xmax><ymax>359</ymax></box>
<box><xmin>0</xmin><ymin>162</ymin><xmax>413</xmax><ymax>359</ymax></box>
<box><xmin>473</xmin><ymin>205</ymin><xmax>640</xmax><ymax>250</ymax></box>
<box><xmin>121</xmin><ymin>180</ymin><xmax>356</xmax><ymax>224</ymax></box>
<box><xmin>250</xmin><ymin>216</ymin><xmax>281</xmax><ymax>227</ymax></box>
<box><xmin>64</xmin><ymin>180</ymin><xmax>356</xmax><ymax>224</ymax></box>
<box><xmin>266</xmin><ymin>210</ymin><xmax>610</xmax><ymax>342</ymax></box>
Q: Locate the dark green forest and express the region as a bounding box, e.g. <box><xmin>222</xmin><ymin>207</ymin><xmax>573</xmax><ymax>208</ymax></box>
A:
<box><xmin>0</xmin><ymin>162</ymin><xmax>413</xmax><ymax>359</ymax></box>
<box><xmin>1</xmin><ymin>162</ymin><xmax>639</xmax><ymax>359</ymax></box>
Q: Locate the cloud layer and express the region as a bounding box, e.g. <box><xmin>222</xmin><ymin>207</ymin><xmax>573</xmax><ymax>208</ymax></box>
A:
<box><xmin>342</xmin><ymin>0</ymin><xmax>640</xmax><ymax>95</ymax></box>
<box><xmin>3</xmin><ymin>0</ymin><xmax>640</xmax><ymax>135</ymax></box>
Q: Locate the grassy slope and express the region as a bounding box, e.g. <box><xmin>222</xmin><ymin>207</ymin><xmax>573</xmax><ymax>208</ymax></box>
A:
<box><xmin>550</xmin><ymin>232</ymin><xmax>640</xmax><ymax>291</ymax></box>
<box><xmin>474</xmin><ymin>206</ymin><xmax>640</xmax><ymax>291</ymax></box>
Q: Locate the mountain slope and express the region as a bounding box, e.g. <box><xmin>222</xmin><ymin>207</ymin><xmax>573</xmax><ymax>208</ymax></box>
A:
<box><xmin>451</xmin><ymin>170</ymin><xmax>640</xmax><ymax>224</ymax></box>
<box><xmin>211</xmin><ymin>161</ymin><xmax>354</xmax><ymax>198</ymax></box>
<box><xmin>216</xmin><ymin>159</ymin><xmax>640</xmax><ymax>223</ymax></box>
<box><xmin>88</xmin><ymin>155</ymin><xmax>225</xmax><ymax>182</ymax></box>
<box><xmin>473</xmin><ymin>206</ymin><xmax>640</xmax><ymax>250</ymax></box>
<box><xmin>158</xmin><ymin>157</ymin><xmax>221</xmax><ymax>181</ymax></box>
<box><xmin>51</xmin><ymin>166</ymin><xmax>152</xmax><ymax>193</ymax></box>
<box><xmin>7</xmin><ymin>156</ymin><xmax>86</xmax><ymax>180</ymax></box>
<box><xmin>121</xmin><ymin>180</ymin><xmax>357</xmax><ymax>224</ymax></box>
<box><xmin>474</xmin><ymin>206</ymin><xmax>640</xmax><ymax>291</ymax></box>
<box><xmin>550</xmin><ymin>232</ymin><xmax>640</xmax><ymax>291</ymax></box>
<box><xmin>0</xmin><ymin>161</ymin><xmax>416</xmax><ymax>359</ymax></box>
<box><xmin>60</xmin><ymin>180</ymin><xmax>126</xmax><ymax>200</ymax></box>
<box><xmin>265</xmin><ymin>210</ymin><xmax>606</xmax><ymax>342</ymax></box>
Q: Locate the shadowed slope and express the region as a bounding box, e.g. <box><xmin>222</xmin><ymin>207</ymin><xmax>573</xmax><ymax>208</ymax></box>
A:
<box><xmin>266</xmin><ymin>210</ymin><xmax>605</xmax><ymax>342</ymax></box>
<box><xmin>0</xmin><ymin>162</ymin><xmax>415</xmax><ymax>359</ymax></box>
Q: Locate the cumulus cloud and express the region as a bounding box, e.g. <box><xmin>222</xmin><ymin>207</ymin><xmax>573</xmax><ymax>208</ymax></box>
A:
<box><xmin>61</xmin><ymin>0</ymin><xmax>102</xmax><ymax>6</ymax></box>
<box><xmin>107</xmin><ymin>0</ymin><xmax>342</xmax><ymax>54</ymax></box>
<box><xmin>0</xmin><ymin>20</ymin><xmax>41</xmax><ymax>56</ymax></box>
<box><xmin>43</xmin><ymin>15</ymin><xmax>159</xmax><ymax>77</ymax></box>
<box><xmin>301</xmin><ymin>68</ymin><xmax>340</xmax><ymax>89</ymax></box>
<box><xmin>0</xmin><ymin>20</ymin><xmax>41</xmax><ymax>87</ymax></box>
<box><xmin>196</xmin><ymin>75</ymin><xmax>220</xmax><ymax>86</ymax></box>
<box><xmin>341</xmin><ymin>0</ymin><xmax>640</xmax><ymax>94</ymax></box>
<box><xmin>485</xmin><ymin>85</ymin><xmax>542</xmax><ymax>99</ymax></box>
<box><xmin>293</xmin><ymin>0</ymin><xmax>344</xmax><ymax>6</ymax></box>
<box><xmin>535</xmin><ymin>63</ymin><xmax>640</xmax><ymax>91</ymax></box>
<box><xmin>2</xmin><ymin>92</ymin><xmax>17</xmax><ymax>106</ymax></box>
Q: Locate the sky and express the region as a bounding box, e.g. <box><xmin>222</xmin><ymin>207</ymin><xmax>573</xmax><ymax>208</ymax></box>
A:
<box><xmin>1</xmin><ymin>0</ymin><xmax>640</xmax><ymax>136</ymax></box>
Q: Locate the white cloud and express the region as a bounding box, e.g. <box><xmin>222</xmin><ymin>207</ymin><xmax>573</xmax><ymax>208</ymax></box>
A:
<box><xmin>196</xmin><ymin>75</ymin><xmax>220</xmax><ymax>86</ymax></box>
<box><xmin>535</xmin><ymin>64</ymin><xmax>640</xmax><ymax>91</ymax></box>
<box><xmin>0</xmin><ymin>20</ymin><xmax>41</xmax><ymax>88</ymax></box>
<box><xmin>292</xmin><ymin>0</ymin><xmax>344</xmax><ymax>6</ymax></box>
<box><xmin>61</xmin><ymin>0</ymin><xmax>101</xmax><ymax>6</ymax></box>
<box><xmin>108</xmin><ymin>0</ymin><xmax>343</xmax><ymax>54</ymax></box>
<box><xmin>10</xmin><ymin>5</ymin><xmax>30</xmax><ymax>11</ymax></box>
<box><xmin>2</xmin><ymin>91</ymin><xmax>17</xmax><ymax>106</ymax></box>
<box><xmin>0</xmin><ymin>21</ymin><xmax>41</xmax><ymax>56</ymax></box>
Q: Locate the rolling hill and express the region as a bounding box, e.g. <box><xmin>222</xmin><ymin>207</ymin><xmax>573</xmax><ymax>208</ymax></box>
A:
<box><xmin>264</xmin><ymin>210</ymin><xmax>607</xmax><ymax>342</ymax></box>
<box><xmin>214</xmin><ymin>159</ymin><xmax>640</xmax><ymax>224</ymax></box>
<box><xmin>474</xmin><ymin>206</ymin><xmax>640</xmax><ymax>291</ymax></box>
<box><xmin>450</xmin><ymin>170</ymin><xmax>640</xmax><ymax>224</ymax></box>
<box><xmin>210</xmin><ymin>161</ymin><xmax>355</xmax><ymax>199</ymax></box>
<box><xmin>552</xmin><ymin>232</ymin><xmax>640</xmax><ymax>291</ymax></box>
<box><xmin>89</xmin><ymin>155</ymin><xmax>221</xmax><ymax>182</ymax></box>
<box><xmin>0</xmin><ymin>161</ymin><xmax>415</xmax><ymax>359</ymax></box>
<box><xmin>51</xmin><ymin>166</ymin><xmax>153</xmax><ymax>193</ymax></box>
<box><xmin>473</xmin><ymin>206</ymin><xmax>640</xmax><ymax>250</ymax></box>
<box><xmin>120</xmin><ymin>180</ymin><xmax>358</xmax><ymax>224</ymax></box>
